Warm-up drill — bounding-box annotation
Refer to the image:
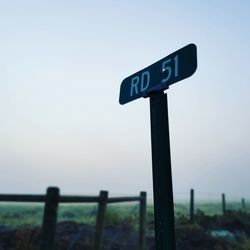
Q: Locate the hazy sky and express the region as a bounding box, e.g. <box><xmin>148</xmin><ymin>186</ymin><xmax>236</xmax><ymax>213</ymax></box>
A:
<box><xmin>0</xmin><ymin>1</ymin><xmax>250</xmax><ymax>200</ymax></box>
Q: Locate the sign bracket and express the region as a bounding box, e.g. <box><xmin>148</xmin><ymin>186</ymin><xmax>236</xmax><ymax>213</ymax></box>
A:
<box><xmin>143</xmin><ymin>84</ymin><xmax>169</xmax><ymax>98</ymax></box>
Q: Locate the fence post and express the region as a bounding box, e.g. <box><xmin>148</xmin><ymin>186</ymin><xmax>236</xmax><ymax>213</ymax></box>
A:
<box><xmin>94</xmin><ymin>190</ymin><xmax>108</xmax><ymax>250</ymax></box>
<box><xmin>40</xmin><ymin>187</ymin><xmax>59</xmax><ymax>250</ymax></box>
<box><xmin>241</xmin><ymin>198</ymin><xmax>246</xmax><ymax>211</ymax></box>
<box><xmin>222</xmin><ymin>193</ymin><xmax>226</xmax><ymax>216</ymax></box>
<box><xmin>139</xmin><ymin>192</ymin><xmax>147</xmax><ymax>250</ymax></box>
<box><xmin>190</xmin><ymin>189</ymin><xmax>194</xmax><ymax>223</ymax></box>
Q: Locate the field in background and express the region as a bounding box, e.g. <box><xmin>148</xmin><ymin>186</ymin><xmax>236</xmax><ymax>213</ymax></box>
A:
<box><xmin>0</xmin><ymin>201</ymin><xmax>247</xmax><ymax>227</ymax></box>
<box><xmin>1</xmin><ymin>201</ymin><xmax>250</xmax><ymax>249</ymax></box>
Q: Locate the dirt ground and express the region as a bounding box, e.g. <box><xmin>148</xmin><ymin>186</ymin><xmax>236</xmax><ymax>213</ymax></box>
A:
<box><xmin>0</xmin><ymin>221</ymin><xmax>244</xmax><ymax>250</ymax></box>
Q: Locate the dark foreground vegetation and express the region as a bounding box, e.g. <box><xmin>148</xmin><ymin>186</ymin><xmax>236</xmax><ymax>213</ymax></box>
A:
<box><xmin>1</xmin><ymin>205</ymin><xmax>250</xmax><ymax>250</ymax></box>
<box><xmin>175</xmin><ymin>210</ymin><xmax>250</xmax><ymax>250</ymax></box>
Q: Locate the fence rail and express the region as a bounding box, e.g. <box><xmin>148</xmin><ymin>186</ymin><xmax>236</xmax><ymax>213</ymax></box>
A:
<box><xmin>0</xmin><ymin>194</ymin><xmax>45</xmax><ymax>202</ymax></box>
<box><xmin>0</xmin><ymin>187</ymin><xmax>147</xmax><ymax>250</ymax></box>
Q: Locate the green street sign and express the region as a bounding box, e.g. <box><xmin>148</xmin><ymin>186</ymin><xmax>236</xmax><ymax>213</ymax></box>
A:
<box><xmin>119</xmin><ymin>43</ymin><xmax>197</xmax><ymax>105</ymax></box>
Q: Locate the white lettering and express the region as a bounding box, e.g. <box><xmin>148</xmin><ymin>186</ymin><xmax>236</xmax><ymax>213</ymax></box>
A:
<box><xmin>140</xmin><ymin>71</ymin><xmax>150</xmax><ymax>92</ymax></box>
<box><xmin>130</xmin><ymin>76</ymin><xmax>140</xmax><ymax>97</ymax></box>
<box><xmin>161</xmin><ymin>59</ymin><xmax>172</xmax><ymax>83</ymax></box>
<box><xmin>161</xmin><ymin>55</ymin><xmax>179</xmax><ymax>83</ymax></box>
<box><xmin>173</xmin><ymin>55</ymin><xmax>179</xmax><ymax>77</ymax></box>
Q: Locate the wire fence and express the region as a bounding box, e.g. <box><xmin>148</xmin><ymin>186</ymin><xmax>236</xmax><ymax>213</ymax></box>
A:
<box><xmin>173</xmin><ymin>190</ymin><xmax>249</xmax><ymax>221</ymax></box>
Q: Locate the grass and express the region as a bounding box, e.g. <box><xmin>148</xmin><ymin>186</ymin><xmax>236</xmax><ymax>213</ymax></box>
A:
<box><xmin>0</xmin><ymin>204</ymin><xmax>43</xmax><ymax>227</ymax></box>
<box><xmin>0</xmin><ymin>203</ymin><xmax>98</xmax><ymax>227</ymax></box>
<box><xmin>0</xmin><ymin>201</ymin><xmax>247</xmax><ymax>228</ymax></box>
<box><xmin>0</xmin><ymin>202</ymin><xmax>250</xmax><ymax>249</ymax></box>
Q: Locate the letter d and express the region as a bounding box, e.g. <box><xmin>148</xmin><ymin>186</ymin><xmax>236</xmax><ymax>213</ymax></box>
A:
<box><xmin>140</xmin><ymin>71</ymin><xmax>150</xmax><ymax>92</ymax></box>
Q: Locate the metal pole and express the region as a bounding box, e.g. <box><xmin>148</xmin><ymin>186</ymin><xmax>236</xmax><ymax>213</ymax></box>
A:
<box><xmin>190</xmin><ymin>189</ymin><xmax>194</xmax><ymax>223</ymax></box>
<box><xmin>222</xmin><ymin>193</ymin><xmax>226</xmax><ymax>216</ymax></box>
<box><xmin>139</xmin><ymin>191</ymin><xmax>147</xmax><ymax>250</ymax></box>
<box><xmin>149</xmin><ymin>91</ymin><xmax>176</xmax><ymax>250</ymax></box>
<box><xmin>241</xmin><ymin>198</ymin><xmax>246</xmax><ymax>211</ymax></box>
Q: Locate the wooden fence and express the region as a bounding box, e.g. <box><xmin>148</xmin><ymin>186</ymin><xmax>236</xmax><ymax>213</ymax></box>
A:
<box><xmin>0</xmin><ymin>187</ymin><xmax>147</xmax><ymax>250</ymax></box>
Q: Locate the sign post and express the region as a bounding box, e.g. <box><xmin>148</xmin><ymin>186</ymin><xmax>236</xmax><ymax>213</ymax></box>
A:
<box><xmin>119</xmin><ymin>44</ymin><xmax>197</xmax><ymax>250</ymax></box>
<box><xmin>150</xmin><ymin>91</ymin><xmax>175</xmax><ymax>250</ymax></box>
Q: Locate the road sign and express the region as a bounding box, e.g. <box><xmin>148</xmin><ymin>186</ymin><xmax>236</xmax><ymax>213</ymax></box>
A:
<box><xmin>119</xmin><ymin>44</ymin><xmax>198</xmax><ymax>249</ymax></box>
<box><xmin>119</xmin><ymin>43</ymin><xmax>197</xmax><ymax>105</ymax></box>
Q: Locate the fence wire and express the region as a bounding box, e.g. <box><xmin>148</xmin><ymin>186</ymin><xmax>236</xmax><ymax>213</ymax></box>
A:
<box><xmin>174</xmin><ymin>192</ymin><xmax>248</xmax><ymax>216</ymax></box>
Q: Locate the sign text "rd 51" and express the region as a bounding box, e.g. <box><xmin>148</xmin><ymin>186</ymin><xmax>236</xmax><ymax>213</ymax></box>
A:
<box><xmin>119</xmin><ymin>44</ymin><xmax>197</xmax><ymax>105</ymax></box>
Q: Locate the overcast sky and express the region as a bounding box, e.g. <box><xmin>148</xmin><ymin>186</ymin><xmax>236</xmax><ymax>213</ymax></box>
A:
<box><xmin>0</xmin><ymin>1</ymin><xmax>250</xmax><ymax>200</ymax></box>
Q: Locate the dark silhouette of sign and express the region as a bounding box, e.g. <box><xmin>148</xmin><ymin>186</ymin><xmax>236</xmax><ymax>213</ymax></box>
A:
<box><xmin>119</xmin><ymin>44</ymin><xmax>198</xmax><ymax>250</ymax></box>
<box><xmin>119</xmin><ymin>43</ymin><xmax>197</xmax><ymax>105</ymax></box>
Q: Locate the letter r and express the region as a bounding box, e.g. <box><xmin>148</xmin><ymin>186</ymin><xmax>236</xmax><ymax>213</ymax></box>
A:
<box><xmin>130</xmin><ymin>76</ymin><xmax>140</xmax><ymax>97</ymax></box>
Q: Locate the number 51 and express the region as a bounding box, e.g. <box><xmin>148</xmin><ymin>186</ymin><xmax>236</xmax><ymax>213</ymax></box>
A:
<box><xmin>161</xmin><ymin>55</ymin><xmax>179</xmax><ymax>83</ymax></box>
